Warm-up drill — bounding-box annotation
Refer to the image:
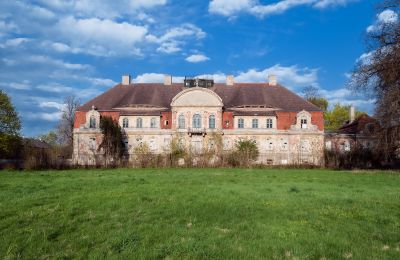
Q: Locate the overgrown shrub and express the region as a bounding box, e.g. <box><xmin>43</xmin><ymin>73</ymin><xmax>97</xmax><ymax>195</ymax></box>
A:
<box><xmin>325</xmin><ymin>144</ymin><xmax>382</xmax><ymax>169</ymax></box>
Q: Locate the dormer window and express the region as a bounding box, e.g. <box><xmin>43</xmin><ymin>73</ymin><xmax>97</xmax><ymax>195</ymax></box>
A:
<box><xmin>301</xmin><ymin>118</ymin><xmax>308</xmax><ymax>129</ymax></box>
<box><xmin>89</xmin><ymin>116</ymin><xmax>96</xmax><ymax>128</ymax></box>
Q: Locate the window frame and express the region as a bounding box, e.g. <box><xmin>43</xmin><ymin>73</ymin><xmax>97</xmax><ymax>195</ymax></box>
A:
<box><xmin>266</xmin><ymin>118</ymin><xmax>273</xmax><ymax>129</ymax></box>
<box><xmin>122</xmin><ymin>118</ymin><xmax>129</xmax><ymax>128</ymax></box>
<box><xmin>252</xmin><ymin>118</ymin><xmax>259</xmax><ymax>129</ymax></box>
<box><xmin>178</xmin><ymin>114</ymin><xmax>185</xmax><ymax>129</ymax></box>
<box><xmin>89</xmin><ymin>115</ymin><xmax>96</xmax><ymax>128</ymax></box>
<box><xmin>209</xmin><ymin>114</ymin><xmax>215</xmax><ymax>129</ymax></box>
<box><xmin>136</xmin><ymin>117</ymin><xmax>143</xmax><ymax>128</ymax></box>
<box><xmin>193</xmin><ymin>114</ymin><xmax>202</xmax><ymax>129</ymax></box>
<box><xmin>238</xmin><ymin>118</ymin><xmax>244</xmax><ymax>129</ymax></box>
<box><xmin>150</xmin><ymin>118</ymin><xmax>157</xmax><ymax>128</ymax></box>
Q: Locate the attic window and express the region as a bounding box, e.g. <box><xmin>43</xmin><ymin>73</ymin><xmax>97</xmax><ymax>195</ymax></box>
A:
<box><xmin>301</xmin><ymin>118</ymin><xmax>308</xmax><ymax>129</ymax></box>
<box><xmin>89</xmin><ymin>116</ymin><xmax>96</xmax><ymax>128</ymax></box>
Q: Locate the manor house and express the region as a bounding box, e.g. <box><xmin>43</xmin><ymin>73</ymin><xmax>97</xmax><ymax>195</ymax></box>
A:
<box><xmin>73</xmin><ymin>74</ymin><xmax>324</xmax><ymax>165</ymax></box>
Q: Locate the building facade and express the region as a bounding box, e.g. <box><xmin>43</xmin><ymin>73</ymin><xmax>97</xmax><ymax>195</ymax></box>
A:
<box><xmin>73</xmin><ymin>74</ymin><xmax>325</xmax><ymax>165</ymax></box>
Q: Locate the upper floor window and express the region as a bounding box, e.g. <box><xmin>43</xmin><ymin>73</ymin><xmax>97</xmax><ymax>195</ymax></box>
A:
<box><xmin>136</xmin><ymin>118</ymin><xmax>143</xmax><ymax>128</ymax></box>
<box><xmin>238</xmin><ymin>118</ymin><xmax>244</xmax><ymax>129</ymax></box>
<box><xmin>150</xmin><ymin>118</ymin><xmax>156</xmax><ymax>128</ymax></box>
<box><xmin>193</xmin><ymin>114</ymin><xmax>202</xmax><ymax>128</ymax></box>
<box><xmin>209</xmin><ymin>115</ymin><xmax>215</xmax><ymax>129</ymax></box>
<box><xmin>89</xmin><ymin>116</ymin><xmax>96</xmax><ymax>128</ymax></box>
<box><xmin>252</xmin><ymin>119</ymin><xmax>258</xmax><ymax>128</ymax></box>
<box><xmin>301</xmin><ymin>118</ymin><xmax>308</xmax><ymax>129</ymax></box>
<box><xmin>178</xmin><ymin>114</ymin><xmax>185</xmax><ymax>129</ymax></box>
<box><xmin>266</xmin><ymin>118</ymin><xmax>273</xmax><ymax>129</ymax></box>
<box><xmin>122</xmin><ymin>118</ymin><xmax>129</xmax><ymax>128</ymax></box>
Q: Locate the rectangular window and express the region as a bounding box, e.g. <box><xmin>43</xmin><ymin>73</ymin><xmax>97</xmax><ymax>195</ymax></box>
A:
<box><xmin>150</xmin><ymin>118</ymin><xmax>156</xmax><ymax>128</ymax></box>
<box><xmin>252</xmin><ymin>119</ymin><xmax>258</xmax><ymax>128</ymax></box>
<box><xmin>266</xmin><ymin>118</ymin><xmax>273</xmax><ymax>128</ymax></box>
<box><xmin>238</xmin><ymin>118</ymin><xmax>244</xmax><ymax>129</ymax></box>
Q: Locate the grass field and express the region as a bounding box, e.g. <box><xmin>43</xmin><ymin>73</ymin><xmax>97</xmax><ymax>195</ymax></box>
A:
<box><xmin>0</xmin><ymin>168</ymin><xmax>400</xmax><ymax>259</ymax></box>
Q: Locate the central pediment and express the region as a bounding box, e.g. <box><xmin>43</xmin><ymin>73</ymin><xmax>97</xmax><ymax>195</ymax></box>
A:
<box><xmin>171</xmin><ymin>87</ymin><xmax>223</xmax><ymax>107</ymax></box>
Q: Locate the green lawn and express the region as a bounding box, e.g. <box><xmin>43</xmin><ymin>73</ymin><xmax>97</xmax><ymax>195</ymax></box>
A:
<box><xmin>0</xmin><ymin>168</ymin><xmax>400</xmax><ymax>259</ymax></box>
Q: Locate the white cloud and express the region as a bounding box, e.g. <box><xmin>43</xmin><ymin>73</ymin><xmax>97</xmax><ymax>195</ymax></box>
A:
<box><xmin>185</xmin><ymin>54</ymin><xmax>210</xmax><ymax>63</ymax></box>
<box><xmin>209</xmin><ymin>0</ymin><xmax>355</xmax><ymax>18</ymax></box>
<box><xmin>37</xmin><ymin>0</ymin><xmax>166</xmax><ymax>19</ymax></box>
<box><xmin>37</xmin><ymin>83</ymin><xmax>74</xmax><ymax>93</ymax></box>
<box><xmin>235</xmin><ymin>65</ymin><xmax>318</xmax><ymax>88</ymax></box>
<box><xmin>133</xmin><ymin>73</ymin><xmax>165</xmax><ymax>83</ymax></box>
<box><xmin>0</xmin><ymin>80</ymin><xmax>31</xmax><ymax>90</ymax></box>
<box><xmin>56</xmin><ymin>16</ymin><xmax>148</xmax><ymax>56</ymax></box>
<box><xmin>0</xmin><ymin>38</ymin><xmax>30</xmax><ymax>48</ymax></box>
<box><xmin>147</xmin><ymin>24</ymin><xmax>206</xmax><ymax>54</ymax></box>
<box><xmin>27</xmin><ymin>55</ymin><xmax>91</xmax><ymax>70</ymax></box>
<box><xmin>313</xmin><ymin>0</ymin><xmax>353</xmax><ymax>9</ymax></box>
<box><xmin>25</xmin><ymin>111</ymin><xmax>63</xmax><ymax>121</ymax></box>
<box><xmin>367</xmin><ymin>9</ymin><xmax>398</xmax><ymax>33</ymax></box>
<box><xmin>38</xmin><ymin>101</ymin><xmax>65</xmax><ymax>110</ymax></box>
<box><xmin>0</xmin><ymin>20</ymin><xmax>18</xmax><ymax>36</ymax></box>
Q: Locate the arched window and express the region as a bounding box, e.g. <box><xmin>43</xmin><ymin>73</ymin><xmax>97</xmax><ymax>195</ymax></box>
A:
<box><xmin>193</xmin><ymin>114</ymin><xmax>202</xmax><ymax>128</ymax></box>
<box><xmin>122</xmin><ymin>118</ymin><xmax>129</xmax><ymax>128</ymax></box>
<box><xmin>252</xmin><ymin>119</ymin><xmax>258</xmax><ymax>128</ymax></box>
<box><xmin>150</xmin><ymin>118</ymin><xmax>156</xmax><ymax>128</ymax></box>
<box><xmin>89</xmin><ymin>115</ymin><xmax>96</xmax><ymax>128</ymax></box>
<box><xmin>266</xmin><ymin>118</ymin><xmax>273</xmax><ymax>129</ymax></box>
<box><xmin>238</xmin><ymin>118</ymin><xmax>244</xmax><ymax>129</ymax></box>
<box><xmin>136</xmin><ymin>118</ymin><xmax>142</xmax><ymax>128</ymax></box>
<box><xmin>178</xmin><ymin>114</ymin><xmax>185</xmax><ymax>129</ymax></box>
<box><xmin>209</xmin><ymin>115</ymin><xmax>215</xmax><ymax>129</ymax></box>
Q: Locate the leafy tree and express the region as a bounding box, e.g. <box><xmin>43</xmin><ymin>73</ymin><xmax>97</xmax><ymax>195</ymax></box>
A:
<box><xmin>301</xmin><ymin>86</ymin><xmax>329</xmax><ymax>112</ymax></box>
<box><xmin>98</xmin><ymin>116</ymin><xmax>125</xmax><ymax>166</ymax></box>
<box><xmin>235</xmin><ymin>139</ymin><xmax>259</xmax><ymax>167</ymax></box>
<box><xmin>308</xmin><ymin>97</ymin><xmax>329</xmax><ymax>112</ymax></box>
<box><xmin>0</xmin><ymin>90</ymin><xmax>21</xmax><ymax>136</ymax></box>
<box><xmin>324</xmin><ymin>103</ymin><xmax>365</xmax><ymax>131</ymax></box>
<box><xmin>350</xmin><ymin>0</ymin><xmax>400</xmax><ymax>162</ymax></box>
<box><xmin>0</xmin><ymin>90</ymin><xmax>22</xmax><ymax>159</ymax></box>
<box><xmin>38</xmin><ymin>131</ymin><xmax>59</xmax><ymax>146</ymax></box>
<box><xmin>324</xmin><ymin>104</ymin><xmax>351</xmax><ymax>131</ymax></box>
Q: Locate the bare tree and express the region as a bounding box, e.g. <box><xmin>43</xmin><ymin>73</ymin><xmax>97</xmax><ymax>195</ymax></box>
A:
<box><xmin>57</xmin><ymin>96</ymin><xmax>80</xmax><ymax>146</ymax></box>
<box><xmin>349</xmin><ymin>0</ymin><xmax>400</xmax><ymax>162</ymax></box>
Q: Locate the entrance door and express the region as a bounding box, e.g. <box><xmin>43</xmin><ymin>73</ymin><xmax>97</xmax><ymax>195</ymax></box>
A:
<box><xmin>190</xmin><ymin>135</ymin><xmax>203</xmax><ymax>154</ymax></box>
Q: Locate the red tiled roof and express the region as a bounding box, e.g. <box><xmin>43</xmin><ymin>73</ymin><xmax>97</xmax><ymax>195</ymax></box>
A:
<box><xmin>338</xmin><ymin>114</ymin><xmax>378</xmax><ymax>135</ymax></box>
<box><xmin>77</xmin><ymin>83</ymin><xmax>321</xmax><ymax>113</ymax></box>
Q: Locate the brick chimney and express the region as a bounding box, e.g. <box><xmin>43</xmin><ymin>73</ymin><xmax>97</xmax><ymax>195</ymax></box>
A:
<box><xmin>350</xmin><ymin>106</ymin><xmax>355</xmax><ymax>123</ymax></box>
<box><xmin>268</xmin><ymin>75</ymin><xmax>277</xmax><ymax>86</ymax></box>
<box><xmin>226</xmin><ymin>75</ymin><xmax>234</xmax><ymax>86</ymax></box>
<box><xmin>122</xmin><ymin>75</ymin><xmax>131</xmax><ymax>85</ymax></box>
<box><xmin>164</xmin><ymin>74</ymin><xmax>172</xmax><ymax>85</ymax></box>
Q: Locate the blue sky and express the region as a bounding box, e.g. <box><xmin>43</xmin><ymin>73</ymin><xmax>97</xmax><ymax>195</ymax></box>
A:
<box><xmin>0</xmin><ymin>0</ymin><xmax>392</xmax><ymax>137</ymax></box>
